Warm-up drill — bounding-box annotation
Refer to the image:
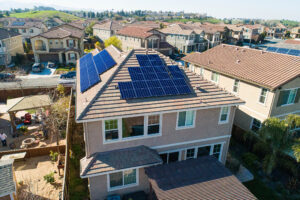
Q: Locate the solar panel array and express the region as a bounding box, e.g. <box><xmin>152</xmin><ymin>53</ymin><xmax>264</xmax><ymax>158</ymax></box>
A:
<box><xmin>80</xmin><ymin>49</ymin><xmax>117</xmax><ymax>93</ymax></box>
<box><xmin>266</xmin><ymin>47</ymin><xmax>300</xmax><ymax>57</ymax></box>
<box><xmin>12</xmin><ymin>21</ymin><xmax>25</xmax><ymax>26</ymax></box>
<box><xmin>118</xmin><ymin>54</ymin><xmax>192</xmax><ymax>99</ymax></box>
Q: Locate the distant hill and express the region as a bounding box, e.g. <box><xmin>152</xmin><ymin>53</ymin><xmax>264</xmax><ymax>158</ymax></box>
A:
<box><xmin>10</xmin><ymin>10</ymin><xmax>81</xmax><ymax>22</ymax></box>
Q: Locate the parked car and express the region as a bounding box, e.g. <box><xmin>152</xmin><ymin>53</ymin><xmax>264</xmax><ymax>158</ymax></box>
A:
<box><xmin>0</xmin><ymin>73</ymin><xmax>15</xmax><ymax>81</ymax></box>
<box><xmin>32</xmin><ymin>63</ymin><xmax>44</xmax><ymax>72</ymax></box>
<box><xmin>60</xmin><ymin>71</ymin><xmax>76</xmax><ymax>79</ymax></box>
<box><xmin>46</xmin><ymin>62</ymin><xmax>56</xmax><ymax>69</ymax></box>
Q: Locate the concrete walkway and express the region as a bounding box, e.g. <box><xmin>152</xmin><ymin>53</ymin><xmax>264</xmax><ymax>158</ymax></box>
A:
<box><xmin>235</xmin><ymin>164</ymin><xmax>254</xmax><ymax>183</ymax></box>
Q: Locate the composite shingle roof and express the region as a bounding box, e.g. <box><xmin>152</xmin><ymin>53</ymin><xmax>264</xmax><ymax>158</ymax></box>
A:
<box><xmin>145</xmin><ymin>156</ymin><xmax>256</xmax><ymax>200</ymax></box>
<box><xmin>76</xmin><ymin>47</ymin><xmax>244</xmax><ymax>121</ymax></box>
<box><xmin>0</xmin><ymin>159</ymin><xmax>15</xmax><ymax>197</ymax></box>
<box><xmin>0</xmin><ymin>28</ymin><xmax>20</xmax><ymax>40</ymax></box>
<box><xmin>80</xmin><ymin>145</ymin><xmax>162</xmax><ymax>177</ymax></box>
<box><xmin>182</xmin><ymin>44</ymin><xmax>300</xmax><ymax>90</ymax></box>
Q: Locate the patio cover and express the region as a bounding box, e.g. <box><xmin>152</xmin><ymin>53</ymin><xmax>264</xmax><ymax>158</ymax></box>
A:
<box><xmin>6</xmin><ymin>95</ymin><xmax>52</xmax><ymax>113</ymax></box>
<box><xmin>80</xmin><ymin>145</ymin><xmax>162</xmax><ymax>177</ymax></box>
<box><xmin>145</xmin><ymin>156</ymin><xmax>256</xmax><ymax>200</ymax></box>
<box><xmin>0</xmin><ymin>159</ymin><xmax>15</xmax><ymax>197</ymax></box>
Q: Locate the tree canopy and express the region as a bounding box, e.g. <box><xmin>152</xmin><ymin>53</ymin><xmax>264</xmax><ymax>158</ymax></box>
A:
<box><xmin>104</xmin><ymin>36</ymin><xmax>122</xmax><ymax>50</ymax></box>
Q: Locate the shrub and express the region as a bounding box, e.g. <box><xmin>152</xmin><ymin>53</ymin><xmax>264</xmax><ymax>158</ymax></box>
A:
<box><xmin>242</xmin><ymin>152</ymin><xmax>259</xmax><ymax>170</ymax></box>
<box><xmin>253</xmin><ymin>141</ymin><xmax>271</xmax><ymax>159</ymax></box>
<box><xmin>70</xmin><ymin>67</ymin><xmax>76</xmax><ymax>71</ymax></box>
<box><xmin>226</xmin><ymin>154</ymin><xmax>240</xmax><ymax>173</ymax></box>
<box><xmin>44</xmin><ymin>172</ymin><xmax>55</xmax><ymax>183</ymax></box>
<box><xmin>50</xmin><ymin>151</ymin><xmax>59</xmax><ymax>161</ymax></box>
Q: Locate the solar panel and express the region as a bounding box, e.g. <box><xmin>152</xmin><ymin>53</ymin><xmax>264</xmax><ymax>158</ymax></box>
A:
<box><xmin>276</xmin><ymin>48</ymin><xmax>289</xmax><ymax>54</ymax></box>
<box><xmin>288</xmin><ymin>49</ymin><xmax>300</xmax><ymax>56</ymax></box>
<box><xmin>80</xmin><ymin>53</ymin><xmax>101</xmax><ymax>93</ymax></box>
<box><xmin>93</xmin><ymin>49</ymin><xmax>117</xmax><ymax>75</ymax></box>
<box><xmin>12</xmin><ymin>21</ymin><xmax>25</xmax><ymax>26</ymax></box>
<box><xmin>93</xmin><ymin>53</ymin><xmax>107</xmax><ymax>74</ymax></box>
<box><xmin>266</xmin><ymin>47</ymin><xmax>278</xmax><ymax>52</ymax></box>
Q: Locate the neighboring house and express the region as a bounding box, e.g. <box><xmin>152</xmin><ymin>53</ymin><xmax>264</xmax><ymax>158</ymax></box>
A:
<box><xmin>242</xmin><ymin>25</ymin><xmax>259</xmax><ymax>41</ymax></box>
<box><xmin>43</xmin><ymin>17</ymin><xmax>64</xmax><ymax>29</ymax></box>
<box><xmin>4</xmin><ymin>20</ymin><xmax>47</xmax><ymax>43</ymax></box>
<box><xmin>198</xmin><ymin>24</ymin><xmax>222</xmax><ymax>48</ymax></box>
<box><xmin>93</xmin><ymin>20</ymin><xmax>124</xmax><ymax>42</ymax></box>
<box><xmin>75</xmin><ymin>46</ymin><xmax>256</xmax><ymax>199</ymax></box>
<box><xmin>0</xmin><ymin>28</ymin><xmax>24</xmax><ymax>66</ymax></box>
<box><xmin>290</xmin><ymin>27</ymin><xmax>300</xmax><ymax>39</ymax></box>
<box><xmin>160</xmin><ymin>23</ymin><xmax>206</xmax><ymax>53</ymax></box>
<box><xmin>267</xmin><ymin>24</ymin><xmax>287</xmax><ymax>39</ymax></box>
<box><xmin>116</xmin><ymin>26</ymin><xmax>174</xmax><ymax>55</ymax></box>
<box><xmin>31</xmin><ymin>24</ymin><xmax>84</xmax><ymax>64</ymax></box>
<box><xmin>183</xmin><ymin>44</ymin><xmax>300</xmax><ymax>132</ymax></box>
<box><xmin>0</xmin><ymin>159</ymin><xmax>17</xmax><ymax>200</ymax></box>
<box><xmin>226</xmin><ymin>24</ymin><xmax>244</xmax><ymax>43</ymax></box>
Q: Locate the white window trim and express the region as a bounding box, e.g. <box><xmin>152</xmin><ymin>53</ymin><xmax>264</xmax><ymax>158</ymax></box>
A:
<box><xmin>218</xmin><ymin>106</ymin><xmax>231</xmax><ymax>124</ymax></box>
<box><xmin>159</xmin><ymin>149</ymin><xmax>182</xmax><ymax>163</ymax></box>
<box><xmin>103</xmin><ymin>114</ymin><xmax>162</xmax><ymax>144</ymax></box>
<box><xmin>176</xmin><ymin>110</ymin><xmax>196</xmax><ymax>130</ymax></box>
<box><xmin>258</xmin><ymin>88</ymin><xmax>268</xmax><ymax>106</ymax></box>
<box><xmin>232</xmin><ymin>79</ymin><xmax>240</xmax><ymax>94</ymax></box>
<box><xmin>280</xmin><ymin>88</ymin><xmax>298</xmax><ymax>107</ymax></box>
<box><xmin>211</xmin><ymin>72</ymin><xmax>219</xmax><ymax>83</ymax></box>
<box><xmin>107</xmin><ymin>168</ymin><xmax>139</xmax><ymax>192</ymax></box>
<box><xmin>250</xmin><ymin>118</ymin><xmax>262</xmax><ymax>133</ymax></box>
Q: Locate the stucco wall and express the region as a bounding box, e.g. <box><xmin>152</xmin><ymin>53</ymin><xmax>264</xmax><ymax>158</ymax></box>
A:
<box><xmin>2</xmin><ymin>35</ymin><xmax>24</xmax><ymax>56</ymax></box>
<box><xmin>117</xmin><ymin>35</ymin><xmax>142</xmax><ymax>51</ymax></box>
<box><xmin>93</xmin><ymin>28</ymin><xmax>111</xmax><ymax>42</ymax></box>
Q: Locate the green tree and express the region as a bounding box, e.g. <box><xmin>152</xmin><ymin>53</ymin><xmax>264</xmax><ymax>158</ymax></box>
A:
<box><xmin>285</xmin><ymin>30</ymin><xmax>291</xmax><ymax>38</ymax></box>
<box><xmin>259</xmin><ymin>116</ymin><xmax>299</xmax><ymax>175</ymax></box>
<box><xmin>85</xmin><ymin>22</ymin><xmax>95</xmax><ymax>35</ymax></box>
<box><xmin>104</xmin><ymin>36</ymin><xmax>122</xmax><ymax>50</ymax></box>
<box><xmin>5</xmin><ymin>11</ymin><xmax>9</xmax><ymax>16</ymax></box>
<box><xmin>24</xmin><ymin>41</ymin><xmax>30</xmax><ymax>53</ymax></box>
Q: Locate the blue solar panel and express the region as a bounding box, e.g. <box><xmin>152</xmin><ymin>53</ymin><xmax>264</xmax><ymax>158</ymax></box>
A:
<box><xmin>157</xmin><ymin>72</ymin><xmax>170</xmax><ymax>79</ymax></box>
<box><xmin>149</xmin><ymin>87</ymin><xmax>165</xmax><ymax>96</ymax></box>
<box><xmin>266</xmin><ymin>47</ymin><xmax>278</xmax><ymax>52</ymax></box>
<box><xmin>168</xmin><ymin>65</ymin><xmax>181</xmax><ymax>72</ymax></box>
<box><xmin>135</xmin><ymin>88</ymin><xmax>151</xmax><ymax>98</ymax></box>
<box><xmin>118</xmin><ymin>82</ymin><xmax>136</xmax><ymax>99</ymax></box>
<box><xmin>163</xmin><ymin>86</ymin><xmax>179</xmax><ymax>95</ymax></box>
<box><xmin>276</xmin><ymin>48</ymin><xmax>289</xmax><ymax>54</ymax></box>
<box><xmin>148</xmin><ymin>54</ymin><xmax>160</xmax><ymax>60</ymax></box>
<box><xmin>144</xmin><ymin>73</ymin><xmax>158</xmax><ymax>80</ymax></box>
<box><xmin>288</xmin><ymin>49</ymin><xmax>300</xmax><ymax>56</ymax></box>
<box><xmin>146</xmin><ymin>80</ymin><xmax>161</xmax><ymax>88</ymax></box>
<box><xmin>130</xmin><ymin>73</ymin><xmax>144</xmax><ymax>81</ymax></box>
<box><xmin>136</xmin><ymin>55</ymin><xmax>149</xmax><ymax>60</ymax></box>
<box><xmin>93</xmin><ymin>49</ymin><xmax>117</xmax><ymax>75</ymax></box>
<box><xmin>12</xmin><ymin>21</ymin><xmax>25</xmax><ymax>26</ymax></box>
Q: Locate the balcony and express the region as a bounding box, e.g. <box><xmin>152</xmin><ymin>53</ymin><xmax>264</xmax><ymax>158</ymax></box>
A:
<box><xmin>185</xmin><ymin>39</ymin><xmax>195</xmax><ymax>45</ymax></box>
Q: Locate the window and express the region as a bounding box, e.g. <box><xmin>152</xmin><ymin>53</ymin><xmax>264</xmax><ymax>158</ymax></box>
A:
<box><xmin>199</xmin><ymin>67</ymin><xmax>204</xmax><ymax>76</ymax></box>
<box><xmin>259</xmin><ymin>88</ymin><xmax>268</xmax><ymax>104</ymax></box>
<box><xmin>70</xmin><ymin>53</ymin><xmax>76</xmax><ymax>60</ymax></box>
<box><xmin>251</xmin><ymin>118</ymin><xmax>261</xmax><ymax>132</ymax></box>
<box><xmin>211</xmin><ymin>72</ymin><xmax>219</xmax><ymax>83</ymax></box>
<box><xmin>177</xmin><ymin>110</ymin><xmax>195</xmax><ymax>129</ymax></box>
<box><xmin>109</xmin><ymin>169</ymin><xmax>137</xmax><ymax>190</ymax></box>
<box><xmin>104</xmin><ymin>119</ymin><xmax>119</xmax><ymax>141</ymax></box>
<box><xmin>219</xmin><ymin>107</ymin><xmax>230</xmax><ymax>124</ymax></box>
<box><xmin>122</xmin><ymin>116</ymin><xmax>144</xmax><ymax>138</ymax></box>
<box><xmin>213</xmin><ymin>144</ymin><xmax>222</xmax><ymax>160</ymax></box>
<box><xmin>29</xmin><ymin>29</ymin><xmax>33</xmax><ymax>33</ymax></box>
<box><xmin>233</xmin><ymin>79</ymin><xmax>239</xmax><ymax>93</ymax></box>
<box><xmin>22</xmin><ymin>29</ymin><xmax>26</xmax><ymax>33</ymax></box>
<box><xmin>55</xmin><ymin>40</ymin><xmax>59</xmax><ymax>44</ymax></box>
<box><xmin>186</xmin><ymin>148</ymin><xmax>195</xmax><ymax>159</ymax></box>
<box><xmin>160</xmin><ymin>151</ymin><xmax>180</xmax><ymax>164</ymax></box>
<box><xmin>197</xmin><ymin>146</ymin><xmax>211</xmax><ymax>158</ymax></box>
<box><xmin>147</xmin><ymin>115</ymin><xmax>160</xmax><ymax>135</ymax></box>
<box><xmin>69</xmin><ymin>40</ymin><xmax>74</xmax><ymax>47</ymax></box>
<box><xmin>277</xmin><ymin>89</ymin><xmax>299</xmax><ymax>106</ymax></box>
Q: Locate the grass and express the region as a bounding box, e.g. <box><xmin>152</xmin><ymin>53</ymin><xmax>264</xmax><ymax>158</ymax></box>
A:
<box><xmin>10</xmin><ymin>11</ymin><xmax>81</xmax><ymax>22</ymax></box>
<box><xmin>244</xmin><ymin>179</ymin><xmax>281</xmax><ymax>200</ymax></box>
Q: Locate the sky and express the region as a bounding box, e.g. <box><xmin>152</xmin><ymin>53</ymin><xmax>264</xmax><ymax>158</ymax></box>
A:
<box><xmin>1</xmin><ymin>0</ymin><xmax>299</xmax><ymax>21</ymax></box>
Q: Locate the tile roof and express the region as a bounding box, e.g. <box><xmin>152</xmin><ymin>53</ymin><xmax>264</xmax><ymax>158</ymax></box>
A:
<box><xmin>160</xmin><ymin>24</ymin><xmax>198</xmax><ymax>35</ymax></box>
<box><xmin>117</xmin><ymin>26</ymin><xmax>155</xmax><ymax>39</ymax></box>
<box><xmin>0</xmin><ymin>159</ymin><xmax>15</xmax><ymax>196</ymax></box>
<box><xmin>5</xmin><ymin>21</ymin><xmax>44</xmax><ymax>29</ymax></box>
<box><xmin>145</xmin><ymin>156</ymin><xmax>256</xmax><ymax>200</ymax></box>
<box><xmin>285</xmin><ymin>39</ymin><xmax>300</xmax><ymax>45</ymax></box>
<box><xmin>35</xmin><ymin>24</ymin><xmax>84</xmax><ymax>39</ymax></box>
<box><xmin>93</xmin><ymin>20</ymin><xmax>124</xmax><ymax>31</ymax></box>
<box><xmin>182</xmin><ymin>44</ymin><xmax>300</xmax><ymax>90</ymax></box>
<box><xmin>80</xmin><ymin>145</ymin><xmax>162</xmax><ymax>177</ymax></box>
<box><xmin>76</xmin><ymin>47</ymin><xmax>244</xmax><ymax>121</ymax></box>
<box><xmin>0</xmin><ymin>28</ymin><xmax>20</xmax><ymax>40</ymax></box>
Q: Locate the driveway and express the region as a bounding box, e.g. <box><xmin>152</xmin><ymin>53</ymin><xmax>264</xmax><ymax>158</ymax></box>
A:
<box><xmin>29</xmin><ymin>62</ymin><xmax>57</xmax><ymax>77</ymax></box>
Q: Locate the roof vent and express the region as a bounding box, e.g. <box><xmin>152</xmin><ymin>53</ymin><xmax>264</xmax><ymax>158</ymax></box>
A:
<box><xmin>235</xmin><ymin>47</ymin><xmax>239</xmax><ymax>51</ymax></box>
<box><xmin>261</xmin><ymin>50</ymin><xmax>265</xmax><ymax>54</ymax></box>
<box><xmin>222</xmin><ymin>44</ymin><xmax>225</xmax><ymax>47</ymax></box>
<box><xmin>236</xmin><ymin>59</ymin><xmax>240</xmax><ymax>64</ymax></box>
<box><xmin>242</xmin><ymin>49</ymin><xmax>246</xmax><ymax>52</ymax></box>
<box><xmin>208</xmin><ymin>60</ymin><xmax>211</xmax><ymax>65</ymax></box>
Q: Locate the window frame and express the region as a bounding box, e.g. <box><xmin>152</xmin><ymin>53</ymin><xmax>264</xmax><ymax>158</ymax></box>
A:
<box><xmin>232</xmin><ymin>79</ymin><xmax>240</xmax><ymax>94</ymax></box>
<box><xmin>250</xmin><ymin>118</ymin><xmax>262</xmax><ymax>133</ymax></box>
<box><xmin>145</xmin><ymin>114</ymin><xmax>162</xmax><ymax>136</ymax></box>
<box><xmin>258</xmin><ymin>88</ymin><xmax>268</xmax><ymax>105</ymax></box>
<box><xmin>211</xmin><ymin>72</ymin><xmax>219</xmax><ymax>83</ymax></box>
<box><xmin>159</xmin><ymin>150</ymin><xmax>182</xmax><ymax>164</ymax></box>
<box><xmin>218</xmin><ymin>106</ymin><xmax>230</xmax><ymax>124</ymax></box>
<box><xmin>107</xmin><ymin>168</ymin><xmax>139</xmax><ymax>192</ymax></box>
<box><xmin>176</xmin><ymin>110</ymin><xmax>196</xmax><ymax>130</ymax></box>
<box><xmin>182</xmin><ymin>143</ymin><xmax>224</xmax><ymax>161</ymax></box>
<box><xmin>280</xmin><ymin>88</ymin><xmax>298</xmax><ymax>106</ymax></box>
<box><xmin>103</xmin><ymin>119</ymin><xmax>120</xmax><ymax>142</ymax></box>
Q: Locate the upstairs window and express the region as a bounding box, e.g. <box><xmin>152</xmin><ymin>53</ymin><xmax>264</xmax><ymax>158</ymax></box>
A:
<box><xmin>211</xmin><ymin>72</ymin><xmax>219</xmax><ymax>83</ymax></box>
<box><xmin>122</xmin><ymin>116</ymin><xmax>144</xmax><ymax>138</ymax></box>
<box><xmin>177</xmin><ymin>110</ymin><xmax>195</xmax><ymax>129</ymax></box>
<box><xmin>147</xmin><ymin>115</ymin><xmax>160</xmax><ymax>135</ymax></box>
<box><xmin>29</xmin><ymin>29</ymin><xmax>33</xmax><ymax>33</ymax></box>
<box><xmin>104</xmin><ymin>119</ymin><xmax>119</xmax><ymax>141</ymax></box>
<box><xmin>219</xmin><ymin>107</ymin><xmax>230</xmax><ymax>124</ymax></box>
<box><xmin>233</xmin><ymin>79</ymin><xmax>239</xmax><ymax>93</ymax></box>
<box><xmin>68</xmin><ymin>40</ymin><xmax>74</xmax><ymax>48</ymax></box>
<box><xmin>277</xmin><ymin>89</ymin><xmax>299</xmax><ymax>107</ymax></box>
<box><xmin>199</xmin><ymin>67</ymin><xmax>204</xmax><ymax>76</ymax></box>
<box><xmin>259</xmin><ymin>88</ymin><xmax>268</xmax><ymax>104</ymax></box>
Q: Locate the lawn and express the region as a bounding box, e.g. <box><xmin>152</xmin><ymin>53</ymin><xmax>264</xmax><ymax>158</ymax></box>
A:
<box><xmin>10</xmin><ymin>11</ymin><xmax>81</xmax><ymax>22</ymax></box>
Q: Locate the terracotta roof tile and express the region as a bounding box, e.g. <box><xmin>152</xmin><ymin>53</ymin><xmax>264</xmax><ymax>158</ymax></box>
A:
<box><xmin>183</xmin><ymin>44</ymin><xmax>300</xmax><ymax>90</ymax></box>
<box><xmin>117</xmin><ymin>26</ymin><xmax>155</xmax><ymax>38</ymax></box>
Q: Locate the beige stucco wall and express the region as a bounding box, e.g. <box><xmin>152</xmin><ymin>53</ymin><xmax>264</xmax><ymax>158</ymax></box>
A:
<box><xmin>93</xmin><ymin>28</ymin><xmax>112</xmax><ymax>42</ymax></box>
<box><xmin>2</xmin><ymin>35</ymin><xmax>24</xmax><ymax>56</ymax></box>
<box><xmin>117</xmin><ymin>35</ymin><xmax>142</xmax><ymax>51</ymax></box>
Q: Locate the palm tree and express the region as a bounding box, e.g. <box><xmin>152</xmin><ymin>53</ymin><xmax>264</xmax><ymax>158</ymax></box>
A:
<box><xmin>259</xmin><ymin>115</ymin><xmax>299</xmax><ymax>175</ymax></box>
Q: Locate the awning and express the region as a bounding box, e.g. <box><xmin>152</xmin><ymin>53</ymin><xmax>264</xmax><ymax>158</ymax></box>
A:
<box><xmin>6</xmin><ymin>95</ymin><xmax>52</xmax><ymax>113</ymax></box>
<box><xmin>145</xmin><ymin>156</ymin><xmax>256</xmax><ymax>200</ymax></box>
<box><xmin>80</xmin><ymin>145</ymin><xmax>162</xmax><ymax>177</ymax></box>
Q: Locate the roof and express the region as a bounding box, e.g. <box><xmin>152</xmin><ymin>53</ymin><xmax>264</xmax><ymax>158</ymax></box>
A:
<box><xmin>145</xmin><ymin>156</ymin><xmax>256</xmax><ymax>200</ymax></box>
<box><xmin>7</xmin><ymin>95</ymin><xmax>52</xmax><ymax>112</ymax></box>
<box><xmin>0</xmin><ymin>28</ymin><xmax>20</xmax><ymax>40</ymax></box>
<box><xmin>76</xmin><ymin>48</ymin><xmax>244</xmax><ymax>121</ymax></box>
<box><xmin>182</xmin><ymin>44</ymin><xmax>300</xmax><ymax>90</ymax></box>
<box><xmin>0</xmin><ymin>159</ymin><xmax>15</xmax><ymax>197</ymax></box>
<box><xmin>35</xmin><ymin>24</ymin><xmax>84</xmax><ymax>39</ymax></box>
<box><xmin>93</xmin><ymin>20</ymin><xmax>123</xmax><ymax>31</ymax></box>
<box><xmin>117</xmin><ymin>26</ymin><xmax>156</xmax><ymax>39</ymax></box>
<box><xmin>161</xmin><ymin>24</ymin><xmax>196</xmax><ymax>35</ymax></box>
<box><xmin>80</xmin><ymin>145</ymin><xmax>162</xmax><ymax>177</ymax></box>
<box><xmin>285</xmin><ymin>39</ymin><xmax>300</xmax><ymax>45</ymax></box>
<box><xmin>5</xmin><ymin>21</ymin><xmax>44</xmax><ymax>29</ymax></box>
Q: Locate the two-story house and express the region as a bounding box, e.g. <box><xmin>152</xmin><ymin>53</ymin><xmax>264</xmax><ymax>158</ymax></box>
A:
<box><xmin>0</xmin><ymin>28</ymin><xmax>24</xmax><ymax>66</ymax></box>
<box><xmin>160</xmin><ymin>23</ymin><xmax>206</xmax><ymax>53</ymax></box>
<box><xmin>116</xmin><ymin>26</ymin><xmax>174</xmax><ymax>55</ymax></box>
<box><xmin>267</xmin><ymin>24</ymin><xmax>287</xmax><ymax>39</ymax></box>
<box><xmin>75</xmin><ymin>46</ymin><xmax>256</xmax><ymax>199</ymax></box>
<box><xmin>4</xmin><ymin>20</ymin><xmax>47</xmax><ymax>43</ymax></box>
<box><xmin>290</xmin><ymin>27</ymin><xmax>300</xmax><ymax>39</ymax></box>
<box><xmin>183</xmin><ymin>44</ymin><xmax>300</xmax><ymax>132</ymax></box>
<box><xmin>242</xmin><ymin>25</ymin><xmax>259</xmax><ymax>42</ymax></box>
<box><xmin>31</xmin><ymin>24</ymin><xmax>84</xmax><ymax>64</ymax></box>
<box><xmin>93</xmin><ymin>20</ymin><xmax>124</xmax><ymax>42</ymax></box>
